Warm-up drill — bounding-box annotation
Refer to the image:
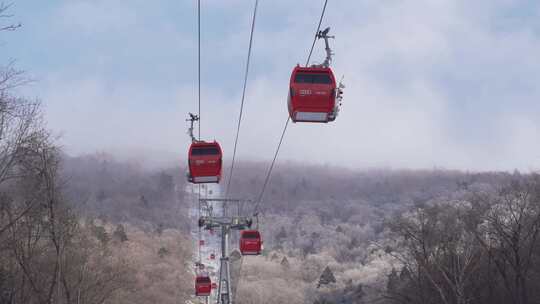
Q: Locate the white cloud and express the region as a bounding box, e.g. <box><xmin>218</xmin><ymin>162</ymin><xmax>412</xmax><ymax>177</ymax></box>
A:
<box><xmin>29</xmin><ymin>0</ymin><xmax>540</xmax><ymax>171</ymax></box>
<box><xmin>56</xmin><ymin>0</ymin><xmax>139</xmax><ymax>33</ymax></box>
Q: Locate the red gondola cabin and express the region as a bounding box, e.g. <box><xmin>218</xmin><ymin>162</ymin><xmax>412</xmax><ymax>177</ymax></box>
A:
<box><xmin>288</xmin><ymin>65</ymin><xmax>338</xmax><ymax>123</ymax></box>
<box><xmin>188</xmin><ymin>141</ymin><xmax>222</xmax><ymax>184</ymax></box>
<box><xmin>239</xmin><ymin>230</ymin><xmax>263</xmax><ymax>255</ymax></box>
<box><xmin>195</xmin><ymin>275</ymin><xmax>212</xmax><ymax>296</ymax></box>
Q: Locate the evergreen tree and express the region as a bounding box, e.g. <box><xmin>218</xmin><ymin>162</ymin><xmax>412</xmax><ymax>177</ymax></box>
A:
<box><xmin>399</xmin><ymin>266</ymin><xmax>411</xmax><ymax>281</ymax></box>
<box><xmin>280</xmin><ymin>257</ymin><xmax>290</xmax><ymax>268</ymax></box>
<box><xmin>155</xmin><ymin>223</ymin><xmax>164</xmax><ymax>236</ymax></box>
<box><xmin>352</xmin><ymin>284</ymin><xmax>365</xmax><ymax>302</ymax></box>
<box><xmin>113</xmin><ymin>224</ymin><xmax>128</xmax><ymax>242</ymax></box>
<box><xmin>317</xmin><ymin>266</ymin><xmax>336</xmax><ymax>288</ymax></box>
<box><xmin>158</xmin><ymin>247</ymin><xmax>170</xmax><ymax>258</ymax></box>
<box><xmin>387</xmin><ymin>267</ymin><xmax>399</xmax><ymax>293</ymax></box>
<box><xmin>92</xmin><ymin>226</ymin><xmax>110</xmax><ymax>246</ymax></box>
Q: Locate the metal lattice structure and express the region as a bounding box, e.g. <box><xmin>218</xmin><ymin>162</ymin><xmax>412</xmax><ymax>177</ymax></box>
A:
<box><xmin>198</xmin><ymin>198</ymin><xmax>253</xmax><ymax>304</ymax></box>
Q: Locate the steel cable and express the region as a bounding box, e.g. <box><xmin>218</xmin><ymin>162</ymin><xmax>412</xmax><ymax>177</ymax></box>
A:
<box><xmin>253</xmin><ymin>0</ymin><xmax>329</xmax><ymax>215</ymax></box>
<box><xmin>253</xmin><ymin>117</ymin><xmax>289</xmax><ymax>214</ymax></box>
<box><xmin>306</xmin><ymin>0</ymin><xmax>328</xmax><ymax>66</ymax></box>
<box><xmin>225</xmin><ymin>0</ymin><xmax>260</xmax><ymax>197</ymax></box>
<box><xmin>197</xmin><ymin>0</ymin><xmax>201</xmax><ymax>140</ymax></box>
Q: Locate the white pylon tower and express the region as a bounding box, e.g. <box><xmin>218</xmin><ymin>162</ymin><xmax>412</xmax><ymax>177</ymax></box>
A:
<box><xmin>198</xmin><ymin>198</ymin><xmax>253</xmax><ymax>304</ymax></box>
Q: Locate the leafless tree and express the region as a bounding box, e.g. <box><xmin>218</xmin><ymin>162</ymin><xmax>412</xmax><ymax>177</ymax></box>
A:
<box><xmin>386</xmin><ymin>201</ymin><xmax>483</xmax><ymax>304</ymax></box>
<box><xmin>471</xmin><ymin>176</ymin><xmax>540</xmax><ymax>304</ymax></box>
<box><xmin>0</xmin><ymin>2</ymin><xmax>21</xmax><ymax>32</ymax></box>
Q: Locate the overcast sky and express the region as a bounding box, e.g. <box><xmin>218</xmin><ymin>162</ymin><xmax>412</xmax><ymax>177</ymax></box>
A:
<box><xmin>2</xmin><ymin>0</ymin><xmax>540</xmax><ymax>171</ymax></box>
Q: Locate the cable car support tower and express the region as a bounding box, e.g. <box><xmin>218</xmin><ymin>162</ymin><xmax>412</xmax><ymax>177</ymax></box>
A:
<box><xmin>198</xmin><ymin>198</ymin><xmax>253</xmax><ymax>304</ymax></box>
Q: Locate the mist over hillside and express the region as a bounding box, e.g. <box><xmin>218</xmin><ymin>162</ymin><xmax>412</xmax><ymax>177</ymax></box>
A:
<box><xmin>50</xmin><ymin>153</ymin><xmax>540</xmax><ymax>303</ymax></box>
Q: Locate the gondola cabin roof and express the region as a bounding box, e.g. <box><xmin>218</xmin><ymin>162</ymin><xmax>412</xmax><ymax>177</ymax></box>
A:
<box><xmin>189</xmin><ymin>141</ymin><xmax>222</xmax><ymax>155</ymax></box>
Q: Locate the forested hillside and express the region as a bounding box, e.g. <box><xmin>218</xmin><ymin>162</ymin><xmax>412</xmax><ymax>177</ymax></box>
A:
<box><xmin>226</xmin><ymin>163</ymin><xmax>540</xmax><ymax>304</ymax></box>
<box><xmin>61</xmin><ymin>155</ymin><xmax>540</xmax><ymax>304</ymax></box>
<box><xmin>4</xmin><ymin>144</ymin><xmax>540</xmax><ymax>304</ymax></box>
<box><xmin>0</xmin><ymin>149</ymin><xmax>194</xmax><ymax>303</ymax></box>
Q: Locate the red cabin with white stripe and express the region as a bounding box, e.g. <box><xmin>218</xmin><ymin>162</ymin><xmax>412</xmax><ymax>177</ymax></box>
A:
<box><xmin>188</xmin><ymin>141</ymin><xmax>222</xmax><ymax>184</ymax></box>
<box><xmin>239</xmin><ymin>230</ymin><xmax>263</xmax><ymax>255</ymax></box>
<box><xmin>195</xmin><ymin>275</ymin><xmax>212</xmax><ymax>296</ymax></box>
<box><xmin>288</xmin><ymin>65</ymin><xmax>338</xmax><ymax>123</ymax></box>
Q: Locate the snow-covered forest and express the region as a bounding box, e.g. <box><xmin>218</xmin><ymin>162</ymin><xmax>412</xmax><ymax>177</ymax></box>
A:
<box><xmin>4</xmin><ymin>148</ymin><xmax>538</xmax><ymax>303</ymax></box>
